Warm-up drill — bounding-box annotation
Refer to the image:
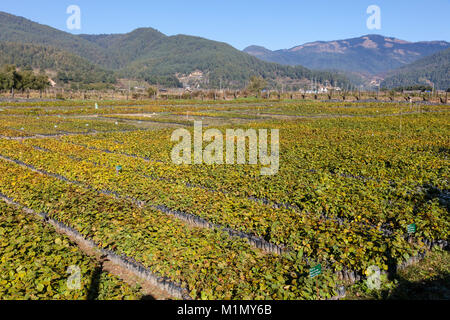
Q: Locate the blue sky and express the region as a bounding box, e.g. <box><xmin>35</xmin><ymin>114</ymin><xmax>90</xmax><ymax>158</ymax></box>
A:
<box><xmin>1</xmin><ymin>0</ymin><xmax>449</xmax><ymax>50</ymax></box>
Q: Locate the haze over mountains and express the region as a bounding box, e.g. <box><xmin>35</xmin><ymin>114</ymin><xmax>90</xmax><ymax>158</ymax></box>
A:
<box><xmin>244</xmin><ymin>35</ymin><xmax>450</xmax><ymax>88</ymax></box>
<box><xmin>0</xmin><ymin>11</ymin><xmax>349</xmax><ymax>89</ymax></box>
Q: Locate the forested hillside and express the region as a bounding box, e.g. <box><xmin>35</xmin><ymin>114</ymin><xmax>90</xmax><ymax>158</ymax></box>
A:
<box><xmin>0</xmin><ymin>11</ymin><xmax>349</xmax><ymax>88</ymax></box>
<box><xmin>0</xmin><ymin>42</ymin><xmax>116</xmax><ymax>85</ymax></box>
<box><xmin>381</xmin><ymin>48</ymin><xmax>450</xmax><ymax>90</ymax></box>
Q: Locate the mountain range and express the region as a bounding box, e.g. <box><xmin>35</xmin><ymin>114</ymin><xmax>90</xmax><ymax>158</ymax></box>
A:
<box><xmin>0</xmin><ymin>11</ymin><xmax>349</xmax><ymax>89</ymax></box>
<box><xmin>1</xmin><ymin>11</ymin><xmax>448</xmax><ymax>90</ymax></box>
<box><xmin>244</xmin><ymin>35</ymin><xmax>449</xmax><ymax>86</ymax></box>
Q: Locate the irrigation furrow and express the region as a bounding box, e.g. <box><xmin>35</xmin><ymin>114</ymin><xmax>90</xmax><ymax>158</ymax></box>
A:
<box><xmin>0</xmin><ymin>153</ymin><xmax>365</xmax><ymax>290</ymax></box>
<box><xmin>0</xmin><ymin>192</ymin><xmax>191</xmax><ymax>300</ymax></box>
<box><xmin>97</xmin><ymin>116</ymin><xmax>193</xmax><ymax>127</ymax></box>
<box><xmin>0</xmin><ymin>128</ymin><xmax>140</xmax><ymax>140</ymax></box>
<box><xmin>257</xmin><ymin>108</ymin><xmax>450</xmax><ymax>119</ymax></box>
<box><xmin>1</xmin><ymin>153</ymin><xmax>448</xmax><ymax>298</ymax></box>
<box><xmin>64</xmin><ymin>140</ymin><xmax>160</xmax><ymax>163</ymax></box>
<box><xmin>0</xmin><ymin>154</ymin><xmax>285</xmax><ymax>255</ymax></box>
<box><xmin>58</xmin><ymin>141</ymin><xmax>396</xmax><ymax>236</ymax></box>
<box><xmin>41</xmin><ymin>141</ymin><xmax>450</xmax><ymax>254</ymax></box>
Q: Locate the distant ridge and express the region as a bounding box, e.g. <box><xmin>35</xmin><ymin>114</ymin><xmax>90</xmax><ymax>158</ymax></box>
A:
<box><xmin>244</xmin><ymin>35</ymin><xmax>450</xmax><ymax>76</ymax></box>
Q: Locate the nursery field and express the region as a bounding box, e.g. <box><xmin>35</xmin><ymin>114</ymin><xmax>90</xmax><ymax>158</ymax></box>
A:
<box><xmin>0</xmin><ymin>99</ymin><xmax>449</xmax><ymax>300</ymax></box>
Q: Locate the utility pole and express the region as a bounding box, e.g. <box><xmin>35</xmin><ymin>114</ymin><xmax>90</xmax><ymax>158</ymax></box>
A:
<box><xmin>157</xmin><ymin>81</ymin><xmax>160</xmax><ymax>100</ymax></box>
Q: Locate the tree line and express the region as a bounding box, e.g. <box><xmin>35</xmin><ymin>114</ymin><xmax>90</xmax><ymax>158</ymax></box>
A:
<box><xmin>0</xmin><ymin>65</ymin><xmax>50</xmax><ymax>98</ymax></box>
